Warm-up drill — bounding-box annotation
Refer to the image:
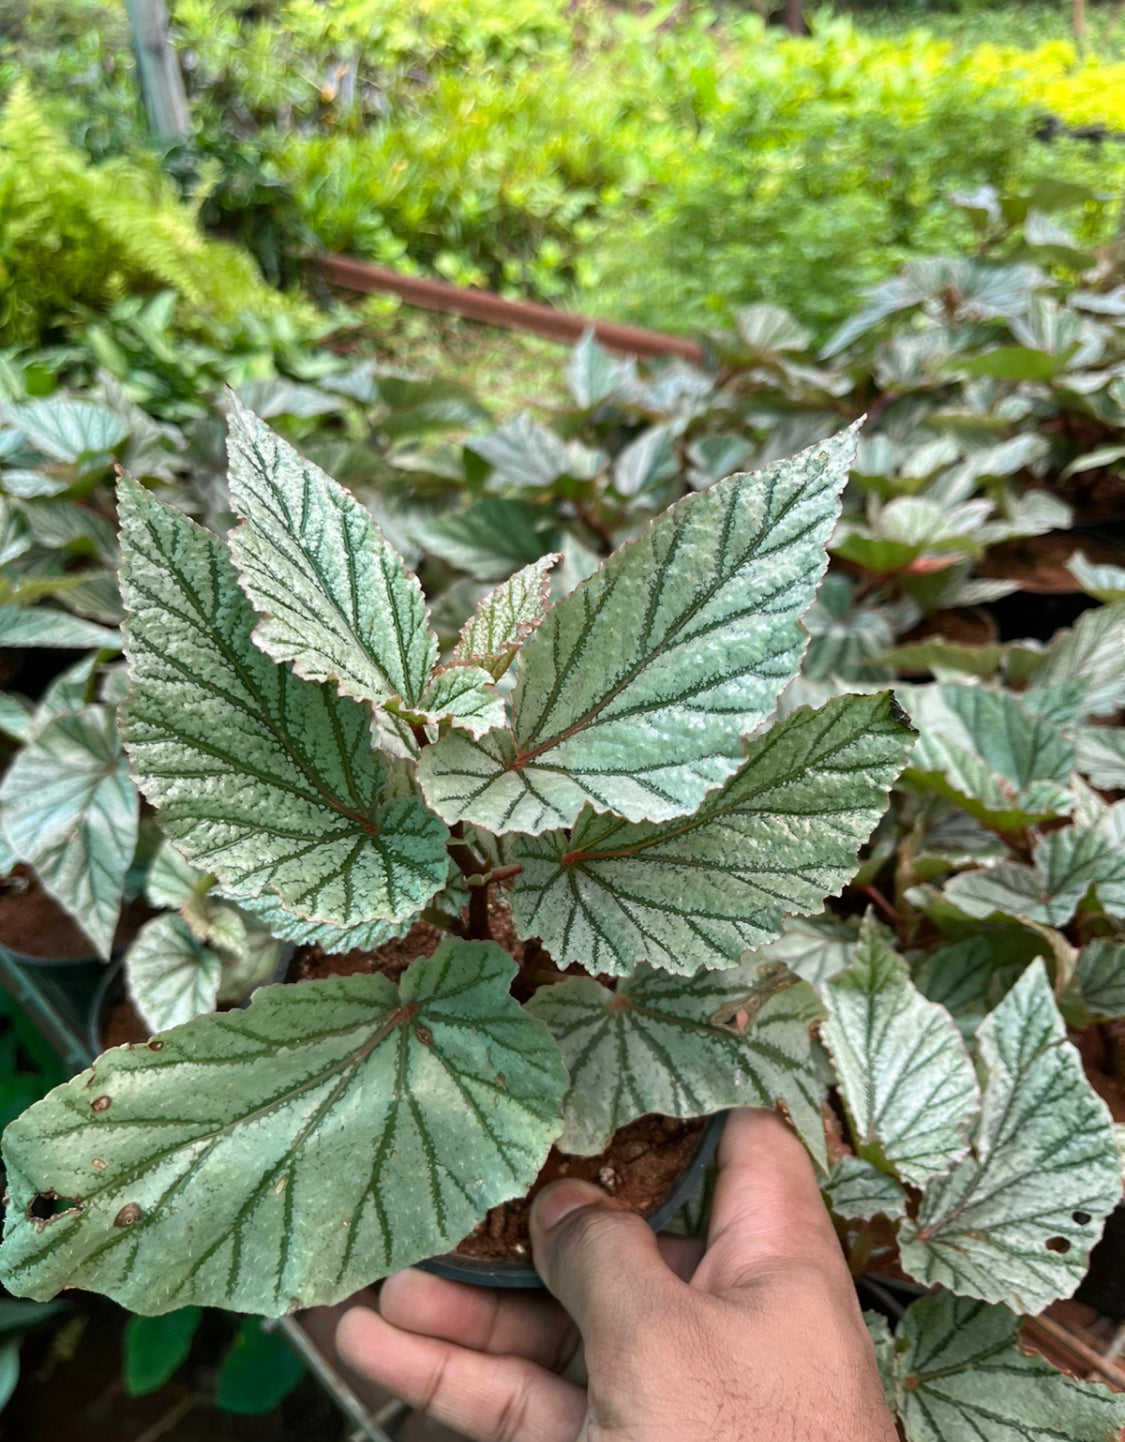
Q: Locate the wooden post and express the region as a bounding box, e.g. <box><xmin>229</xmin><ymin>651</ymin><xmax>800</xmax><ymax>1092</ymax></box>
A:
<box><xmin>125</xmin><ymin>0</ymin><xmax>190</xmax><ymax>141</ymax></box>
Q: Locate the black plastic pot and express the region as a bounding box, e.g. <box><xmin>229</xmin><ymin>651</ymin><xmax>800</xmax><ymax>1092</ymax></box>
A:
<box><xmin>418</xmin><ymin>1110</ymin><xmax>727</xmax><ymax>1289</ymax></box>
<box><xmin>0</xmin><ymin>942</ymin><xmax>108</xmax><ymax>1077</ymax></box>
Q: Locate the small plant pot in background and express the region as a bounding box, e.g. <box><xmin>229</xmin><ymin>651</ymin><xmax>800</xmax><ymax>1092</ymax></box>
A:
<box><xmin>86</xmin><ymin>947</ymin><xmax>296</xmax><ymax>1063</ymax></box>
<box><xmin>418</xmin><ymin>1110</ymin><xmax>727</xmax><ymax>1289</ymax></box>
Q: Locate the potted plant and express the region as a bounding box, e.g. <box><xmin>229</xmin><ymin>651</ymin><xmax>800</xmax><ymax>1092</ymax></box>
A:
<box><xmin>2</xmin><ymin>402</ymin><xmax>1123</xmax><ymax>1441</ymax></box>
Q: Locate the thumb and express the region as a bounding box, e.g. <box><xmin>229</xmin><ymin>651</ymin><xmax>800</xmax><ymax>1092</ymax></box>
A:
<box><xmin>529</xmin><ymin>1180</ymin><xmax>678</xmax><ymax>1348</ymax></box>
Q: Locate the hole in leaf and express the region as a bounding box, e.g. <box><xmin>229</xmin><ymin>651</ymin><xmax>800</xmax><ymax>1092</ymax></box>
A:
<box><xmin>1073</xmin><ymin>1211</ymin><xmax>1092</xmax><ymax>1226</ymax></box>
<box><xmin>27</xmin><ymin>1191</ymin><xmax>82</xmax><ymax>1226</ymax></box>
<box><xmin>1045</xmin><ymin>1236</ymin><xmax>1072</xmax><ymax>1254</ymax></box>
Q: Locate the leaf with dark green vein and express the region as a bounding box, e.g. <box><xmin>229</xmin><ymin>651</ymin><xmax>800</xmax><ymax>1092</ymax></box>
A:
<box><xmin>116</xmin><ymin>476</ymin><xmax>448</xmax><ymax>927</ymax></box>
<box><xmin>526</xmin><ymin>961</ymin><xmax>826</xmax><ymax>1166</ymax></box>
<box><xmin>1062</xmin><ymin>939</ymin><xmax>1125</xmax><ymax>1025</ymax></box>
<box><xmin>0</xmin><ymin>940</ymin><xmax>567</xmax><ymax>1315</ymax></box>
<box><xmin>418</xmin><ymin>426</ymin><xmax>861</xmax><ymax>835</ymax></box>
<box><xmin>1033</xmin><ymin>603</ymin><xmax>1125</xmax><ymax>719</ymax></box>
<box><xmin>910</xmin><ymin>936</ymin><xmax>1025</xmax><ymax>1035</ymax></box>
<box><xmin>386</xmin><ymin>664</ymin><xmax>505</xmax><ymax>740</ymax></box>
<box><xmin>225</xmin><ymin>398</ymin><xmax>437</xmax><ymax>709</ymax></box>
<box><xmin>743</xmin><ymin>913</ymin><xmax>860</xmax><ymax>990</ymax></box>
<box><xmin>125</xmin><ymin>914</ymin><xmax>224</xmax><ymax>1032</ymax></box>
<box><xmin>417</xmin><ymin>499</ymin><xmax>560</xmax><ymax>581</ymax></box>
<box><xmin>900</xmin><ymin>684</ymin><xmax>1074</xmax><ymax>830</ymax></box>
<box><xmin>510</xmin><ymin>693</ymin><xmax>913</xmax><ymax>976</ymax></box>
<box><xmin>6</xmin><ymin>400</ymin><xmax>128</xmax><ymax>466</ymax></box>
<box><xmin>822</xmin><ymin>1155</ymin><xmax>907</xmax><ymax>1221</ymax></box>
<box><xmin>897</xmin><ymin>962</ymin><xmax>1121</xmax><ymax>1312</ymax></box>
<box><xmin>942</xmin><ymin>826</ymin><xmax>1125</xmax><ymax>927</ymax></box>
<box><xmin>229</xmin><ymin>889</ymin><xmax>411</xmax><ymax>955</ymax></box>
<box><xmin>467</xmin><ymin>413</ymin><xmax>602</xmax><ymax>489</ymax></box>
<box><xmin>453</xmin><ymin>555</ymin><xmax>559</xmax><ymax>680</ymax></box>
<box><xmin>0</xmin><ymin>605</ymin><xmax>119</xmax><ymax>651</ymax></box>
<box><xmin>0</xmin><ymin>705</ymin><xmax>137</xmax><ymax>958</ymax></box>
<box><xmin>891</xmin><ymin>1292</ymin><xmax>1125</xmax><ymax>1442</ymax></box>
<box><xmin>1075</xmin><ymin>727</ymin><xmax>1125</xmax><ymax>788</ymax></box>
<box><xmin>823</xmin><ymin>917</ymin><xmax>978</xmax><ymax>1186</ymax></box>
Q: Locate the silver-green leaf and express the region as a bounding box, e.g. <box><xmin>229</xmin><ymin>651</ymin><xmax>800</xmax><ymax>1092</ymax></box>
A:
<box><xmin>822</xmin><ymin>1155</ymin><xmax>907</xmax><ymax>1221</ymax></box>
<box><xmin>386</xmin><ymin>664</ymin><xmax>506</xmax><ymax>740</ymax></box>
<box><xmin>526</xmin><ymin>961</ymin><xmax>827</xmax><ymax>1167</ymax></box>
<box><xmin>226</xmin><ymin>398</ymin><xmax>437</xmax><ymax>709</ymax></box>
<box><xmin>452</xmin><ymin>554</ymin><xmax>559</xmax><ymax>680</ymax></box>
<box><xmin>0</xmin><ymin>939</ymin><xmax>567</xmax><ymax>1315</ymax></box>
<box><xmin>418</xmin><ymin>426</ymin><xmax>860</xmax><ymax>833</ymax></box>
<box><xmin>116</xmin><ymin>475</ymin><xmax>449</xmax><ymax>927</ymax></box>
<box><xmin>0</xmin><ymin>705</ymin><xmax>138</xmax><ymax>958</ymax></box>
<box><xmin>511</xmin><ymin>693</ymin><xmax>913</xmax><ymax>976</ymax></box>
<box><xmin>898</xmin><ymin>961</ymin><xmax>1121</xmax><ymax>1313</ymax></box>
<box><xmin>126</xmin><ymin>913</ymin><xmax>223</xmax><ymax>1032</ymax></box>
<box><xmin>823</xmin><ymin>917</ymin><xmax>978</xmax><ymax>1186</ymax></box>
<box><xmin>0</xmin><ymin>605</ymin><xmax>119</xmax><ymax>651</ymax></box>
<box><xmin>1033</xmin><ymin>602</ymin><xmax>1125</xmax><ymax>720</ymax></box>
<box><xmin>893</xmin><ymin>1292</ymin><xmax>1125</xmax><ymax>1442</ymax></box>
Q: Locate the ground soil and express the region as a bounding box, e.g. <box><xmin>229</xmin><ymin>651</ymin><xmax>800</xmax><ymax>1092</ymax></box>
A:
<box><xmin>0</xmin><ymin>865</ymin><xmax>150</xmax><ymax>960</ymax></box>
<box><xmin>979</xmin><ymin>529</ymin><xmax>1125</xmax><ymax>594</ymax></box>
<box><xmin>294</xmin><ymin>911</ymin><xmax>707</xmax><ymax>1266</ymax></box>
<box><xmin>1072</xmin><ymin>1021</ymin><xmax>1125</xmax><ymax>1124</ymax></box>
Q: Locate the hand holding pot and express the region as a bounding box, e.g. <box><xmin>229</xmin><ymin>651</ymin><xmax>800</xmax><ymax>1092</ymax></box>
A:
<box><xmin>337</xmin><ymin>1108</ymin><xmax>897</xmax><ymax>1442</ymax></box>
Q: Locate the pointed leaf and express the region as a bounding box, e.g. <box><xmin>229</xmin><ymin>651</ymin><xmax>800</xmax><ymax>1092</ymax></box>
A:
<box><xmin>387</xmin><ymin>665</ymin><xmax>506</xmax><ymax>740</ymax></box>
<box><xmin>902</xmin><ymin>684</ymin><xmax>1074</xmax><ymax>830</ymax></box>
<box><xmin>419</xmin><ymin>426</ymin><xmax>860</xmax><ymax>833</ymax></box>
<box><xmin>1033</xmin><ymin>602</ymin><xmax>1125</xmax><ymax>719</ymax></box>
<box><xmin>418</xmin><ymin>499</ymin><xmax>560</xmax><ymax>581</ymax></box>
<box><xmin>123</xmin><ymin>1308</ymin><xmax>202</xmax><ymax>1396</ymax></box>
<box><xmin>567</xmin><ymin>331</ymin><xmax>637</xmax><ymax>408</ymax></box>
<box><xmin>452</xmin><ymin>555</ymin><xmax>559</xmax><ymax>680</ymax></box>
<box><xmin>7</xmin><ymin>400</ymin><xmax>128</xmax><ymax>465</ymax></box>
<box><xmin>823</xmin><ymin>917</ymin><xmax>978</xmax><ymax>1186</ymax></box>
<box><xmin>894</xmin><ymin>1292</ymin><xmax>1125</xmax><ymax>1442</ymax></box>
<box><xmin>117</xmin><ymin>476</ymin><xmax>449</xmax><ymax>927</ymax></box>
<box><xmin>898</xmin><ymin>961</ymin><xmax>1121</xmax><ymax>1312</ymax></box>
<box><xmin>0</xmin><ymin>605</ymin><xmax>119</xmax><ymax>650</ymax></box>
<box><xmin>527</xmin><ymin>961</ymin><xmax>827</xmax><ymax>1167</ymax></box>
<box><xmin>226</xmin><ymin>399</ymin><xmax>437</xmax><ymax>709</ymax></box>
<box><xmin>126</xmin><ymin>914</ymin><xmax>223</xmax><ymax>1032</ymax></box>
<box><xmin>943</xmin><ymin>826</ymin><xmax>1125</xmax><ymax>927</ymax></box>
<box><xmin>0</xmin><ymin>705</ymin><xmax>137</xmax><ymax>958</ymax></box>
<box><xmin>511</xmin><ymin>693</ymin><xmax>913</xmax><ymax>977</ymax></box>
<box><xmin>0</xmin><ymin>939</ymin><xmax>567</xmax><ymax>1315</ymax></box>
<box><xmin>822</xmin><ymin>1155</ymin><xmax>907</xmax><ymax>1221</ymax></box>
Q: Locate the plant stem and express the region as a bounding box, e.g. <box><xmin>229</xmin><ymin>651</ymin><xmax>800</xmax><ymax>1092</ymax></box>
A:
<box><xmin>468</xmin><ymin>877</ymin><xmax>492</xmax><ymax>941</ymax></box>
<box><xmin>447</xmin><ymin>821</ymin><xmax>486</xmax><ymax>881</ymax></box>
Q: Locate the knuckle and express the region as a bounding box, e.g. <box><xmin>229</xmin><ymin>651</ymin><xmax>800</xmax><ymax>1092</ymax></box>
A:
<box><xmin>418</xmin><ymin>1349</ymin><xmax>451</xmax><ymax>1414</ymax></box>
<box><xmin>493</xmin><ymin>1370</ymin><xmax>535</xmax><ymax>1442</ymax></box>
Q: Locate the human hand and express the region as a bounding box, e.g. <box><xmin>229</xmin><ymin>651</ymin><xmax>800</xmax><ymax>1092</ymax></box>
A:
<box><xmin>336</xmin><ymin>1108</ymin><xmax>898</xmax><ymax>1442</ymax></box>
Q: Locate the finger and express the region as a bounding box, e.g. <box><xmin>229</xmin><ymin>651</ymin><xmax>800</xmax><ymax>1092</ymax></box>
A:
<box><xmin>337</xmin><ymin>1304</ymin><xmax>585</xmax><ymax>1442</ymax></box>
<box><xmin>379</xmin><ymin>1268</ymin><xmax>579</xmax><ymax>1371</ymax></box>
<box><xmin>529</xmin><ymin>1180</ymin><xmax>681</xmax><ymax>1349</ymax></box>
<box><xmin>696</xmin><ymin>1107</ymin><xmax>848</xmax><ymax>1293</ymax></box>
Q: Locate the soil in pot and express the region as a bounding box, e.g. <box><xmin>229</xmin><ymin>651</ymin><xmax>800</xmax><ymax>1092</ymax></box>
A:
<box><xmin>292</xmin><ymin>907</ymin><xmax>708</xmax><ymax>1265</ymax></box>
<box><xmin>0</xmin><ymin>865</ymin><xmax>150</xmax><ymax>960</ymax></box>
<box><xmin>1072</xmin><ymin>1021</ymin><xmax>1125</xmax><ymax>1125</ymax></box>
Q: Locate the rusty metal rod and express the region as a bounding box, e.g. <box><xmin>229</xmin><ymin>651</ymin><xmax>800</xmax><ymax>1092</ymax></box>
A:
<box><xmin>310</xmin><ymin>252</ymin><xmax>706</xmax><ymax>363</ymax></box>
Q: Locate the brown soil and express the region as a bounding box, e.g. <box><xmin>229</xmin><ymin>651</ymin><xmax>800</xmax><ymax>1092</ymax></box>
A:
<box><xmin>0</xmin><ymin>865</ymin><xmax>150</xmax><ymax>959</ymax></box>
<box><xmin>1072</xmin><ymin>1021</ymin><xmax>1125</xmax><ymax>1124</ymax></box>
<box><xmin>295</xmin><ymin>911</ymin><xmax>706</xmax><ymax>1266</ymax></box>
<box><xmin>101</xmin><ymin>997</ymin><xmax>151</xmax><ymax>1050</ymax></box>
<box><xmin>897</xmin><ymin>607</ymin><xmax>999</xmax><ymax>650</ymax></box>
<box><xmin>979</xmin><ymin>531</ymin><xmax>1125</xmax><ymax>594</ymax></box>
<box><xmin>456</xmin><ymin>1114</ymin><xmax>706</xmax><ymax>1261</ymax></box>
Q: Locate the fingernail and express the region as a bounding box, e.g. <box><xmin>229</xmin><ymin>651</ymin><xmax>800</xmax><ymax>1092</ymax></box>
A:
<box><xmin>532</xmin><ymin>1179</ymin><xmax>608</xmax><ymax>1233</ymax></box>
